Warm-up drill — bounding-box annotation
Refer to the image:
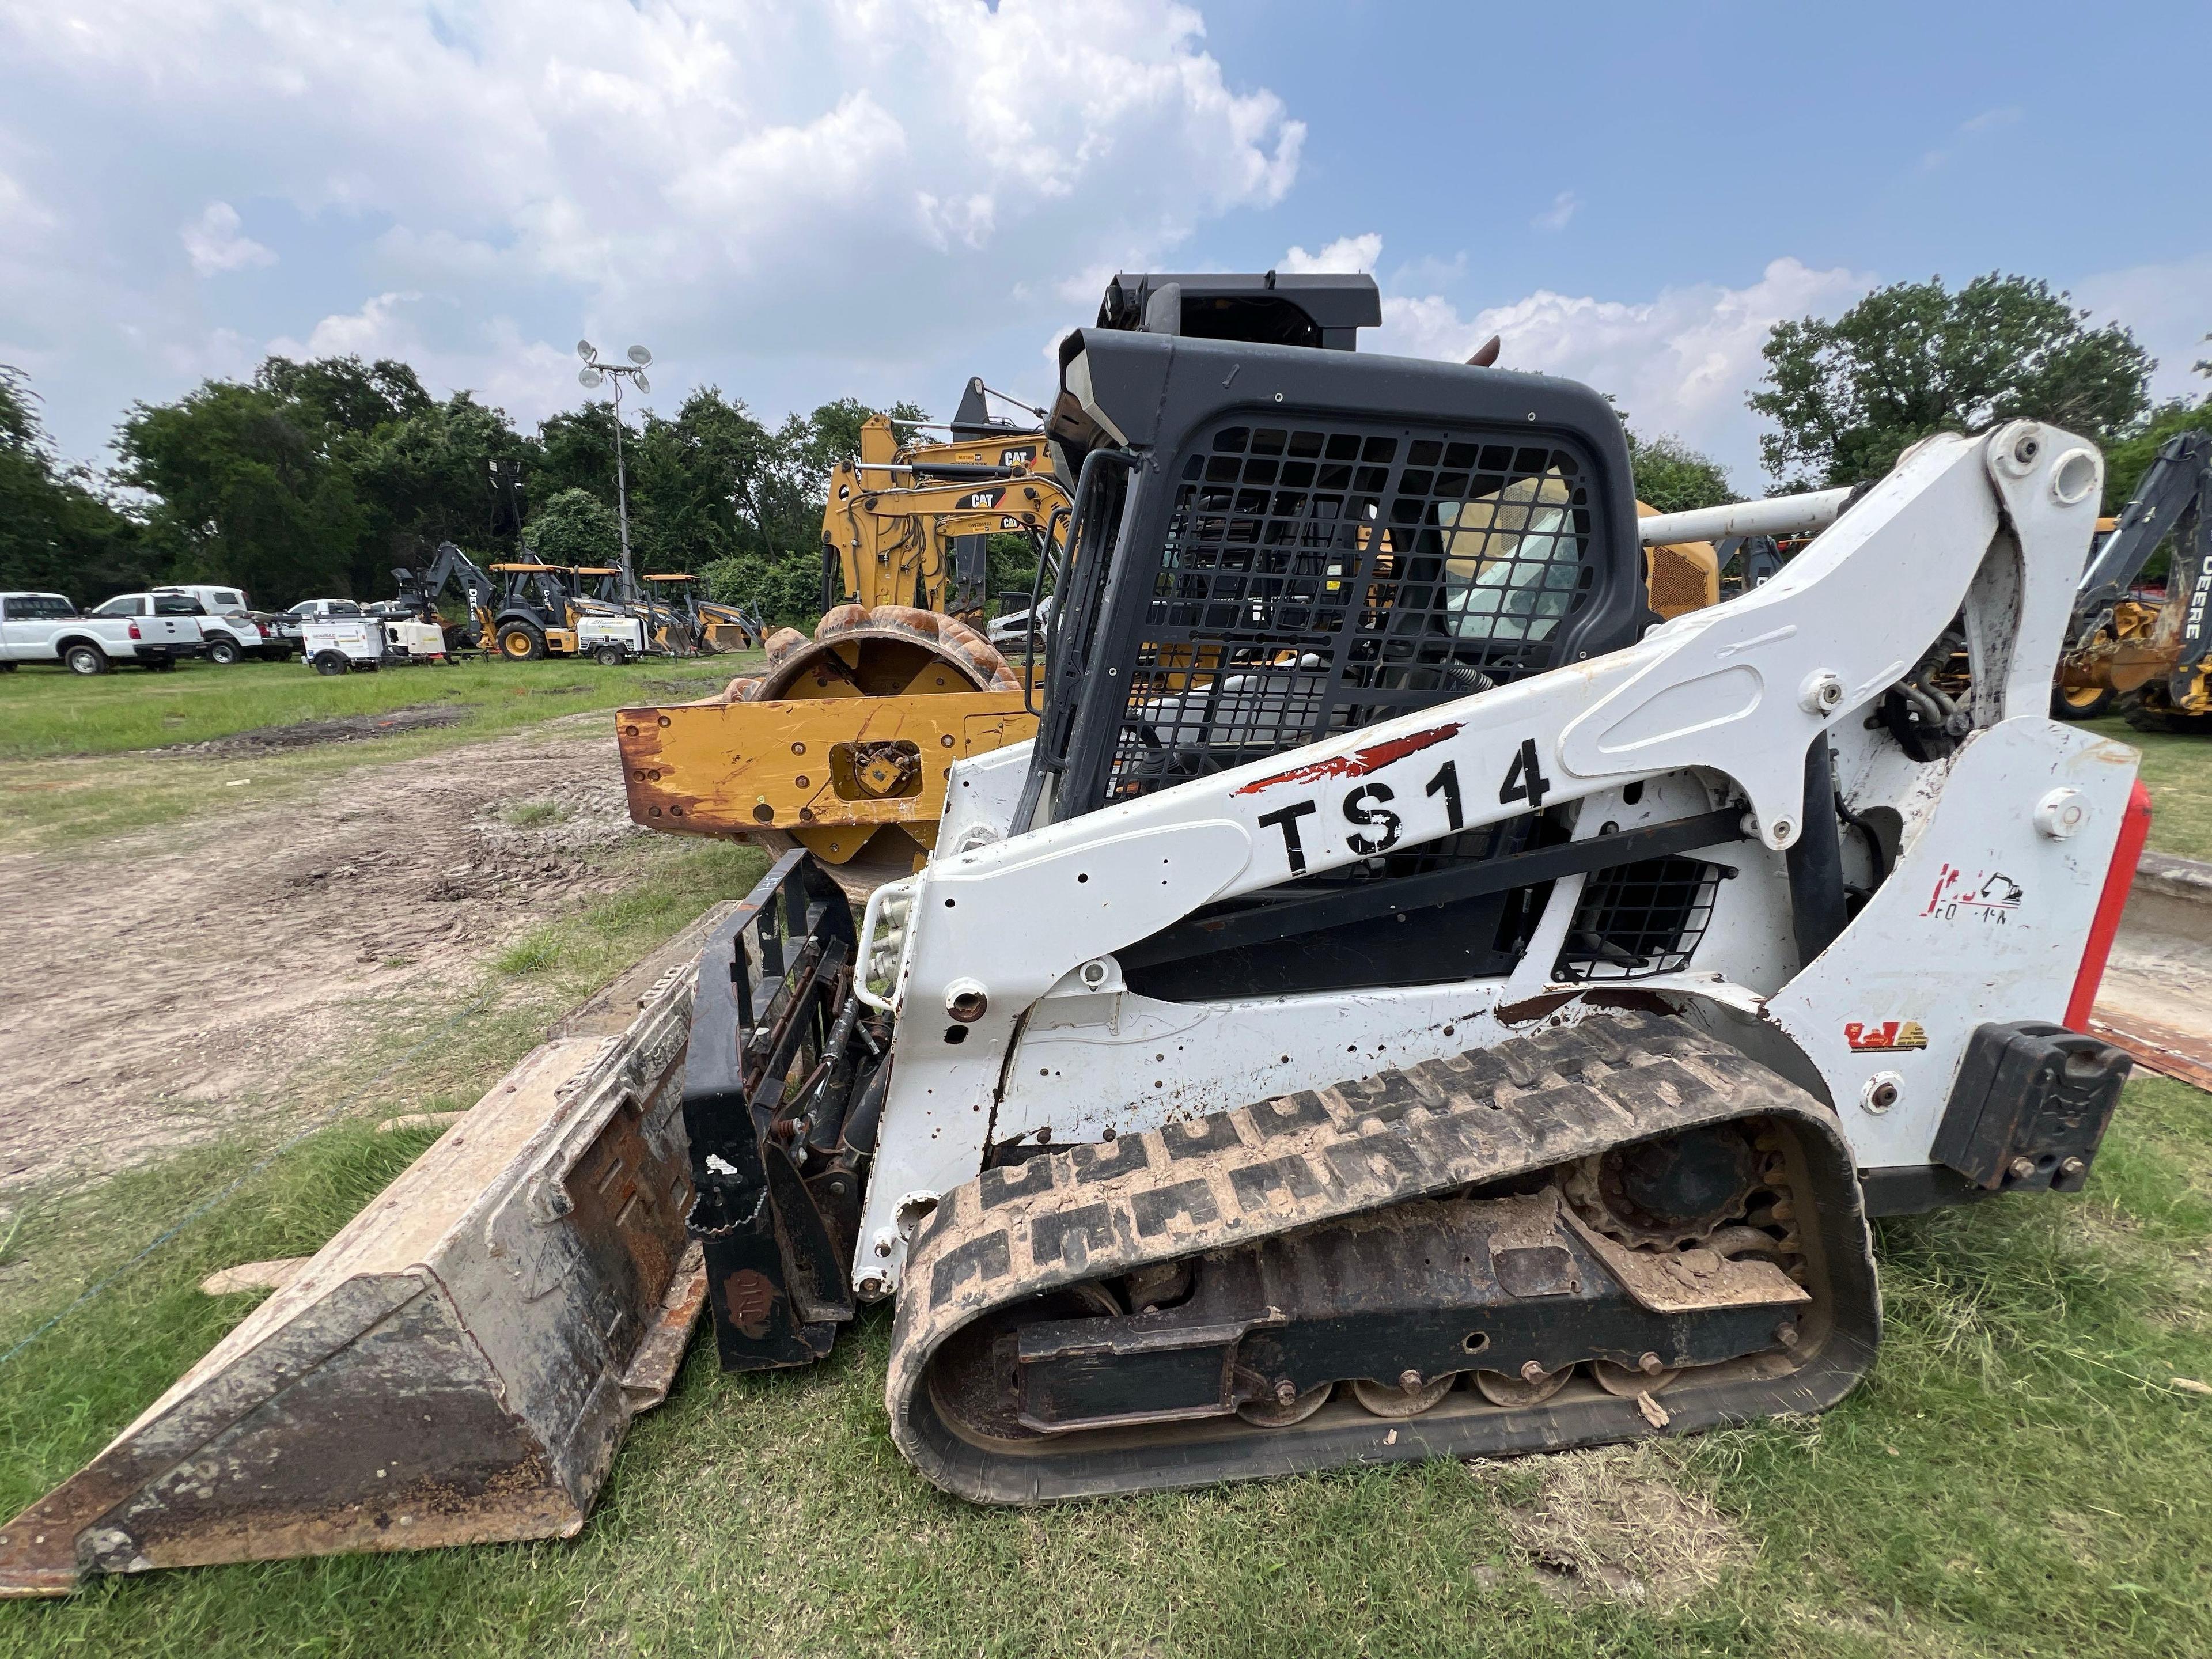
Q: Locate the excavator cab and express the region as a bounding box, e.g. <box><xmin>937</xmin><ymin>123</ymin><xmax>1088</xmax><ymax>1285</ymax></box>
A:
<box><xmin>488</xmin><ymin>563</ymin><xmax>644</xmax><ymax>661</ymax></box>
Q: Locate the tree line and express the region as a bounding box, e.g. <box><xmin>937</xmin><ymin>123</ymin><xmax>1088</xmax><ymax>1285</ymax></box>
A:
<box><xmin>2</xmin><ymin>272</ymin><xmax>2202</xmax><ymax>617</ymax></box>
<box><xmin>0</xmin><ymin>355</ymin><xmax>922</xmax><ymax>621</ymax></box>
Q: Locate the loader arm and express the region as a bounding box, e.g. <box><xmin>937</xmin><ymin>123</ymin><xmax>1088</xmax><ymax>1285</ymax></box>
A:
<box><xmin>853</xmin><ymin>419</ymin><xmax>2116</xmax><ymax>1293</ymax></box>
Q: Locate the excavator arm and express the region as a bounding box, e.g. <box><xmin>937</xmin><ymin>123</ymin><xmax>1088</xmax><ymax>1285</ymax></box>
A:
<box><xmin>393</xmin><ymin>541</ymin><xmax>499</xmax><ymax>648</ymax></box>
<box><xmin>823</xmin><ymin>471</ymin><xmax>1069</xmax><ymax>616</ymax></box>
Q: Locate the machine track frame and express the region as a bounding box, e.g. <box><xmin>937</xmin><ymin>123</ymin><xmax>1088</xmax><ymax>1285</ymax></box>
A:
<box><xmin>889</xmin><ymin>1011</ymin><xmax>1877</xmax><ymax>1503</ymax></box>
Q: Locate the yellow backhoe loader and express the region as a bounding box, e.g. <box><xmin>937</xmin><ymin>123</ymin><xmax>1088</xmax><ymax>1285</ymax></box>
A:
<box><xmin>489</xmin><ymin>563</ymin><xmax>650</xmax><ymax>664</ymax></box>
<box><xmin>2051</xmin><ymin>430</ymin><xmax>2211</xmax><ymax>728</ymax></box>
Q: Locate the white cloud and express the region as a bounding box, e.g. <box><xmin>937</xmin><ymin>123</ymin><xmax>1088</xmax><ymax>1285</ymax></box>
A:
<box><xmin>266</xmin><ymin>292</ymin><xmax>425</xmax><ymax>361</ymax></box>
<box><xmin>2071</xmin><ymin>252</ymin><xmax>2212</xmax><ymax>404</ymax></box>
<box><xmin>1281</xmin><ymin>233</ymin><xmax>1381</xmax><ymax>274</ymax></box>
<box><xmin>1532</xmin><ymin>191</ymin><xmax>1578</xmax><ymax>233</ymax></box>
<box><xmin>180</xmin><ymin>201</ymin><xmax>274</xmax><ymax>276</ymax></box>
<box><xmin>1359</xmin><ymin>243</ymin><xmax>1873</xmax><ymax>485</ymax></box>
<box><xmin>0</xmin><ymin>0</ymin><xmax>1306</xmax><ymax>453</ymax></box>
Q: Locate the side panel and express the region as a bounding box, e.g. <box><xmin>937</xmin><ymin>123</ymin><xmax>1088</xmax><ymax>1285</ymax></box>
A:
<box><xmin>1766</xmin><ymin>718</ymin><xmax>2137</xmax><ymax>1167</ymax></box>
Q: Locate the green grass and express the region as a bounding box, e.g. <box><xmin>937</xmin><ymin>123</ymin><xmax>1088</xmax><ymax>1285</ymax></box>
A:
<box><xmin>0</xmin><ymin>654</ymin><xmax>751</xmax><ymax>851</ymax></box>
<box><xmin>0</xmin><ymin>653</ymin><xmax>747</xmax><ymax>760</ymax></box>
<box><xmin>4</xmin><ymin>668</ymin><xmax>2212</xmax><ymax>1654</ymax></box>
<box><xmin>2084</xmin><ymin>715</ymin><xmax>2212</xmax><ymax>863</ymax></box>
<box><xmin>499</xmin><ymin>798</ymin><xmax>570</xmax><ymax>830</ymax></box>
<box><xmin>4</xmin><ymin>1066</ymin><xmax>2210</xmax><ymax>1657</ymax></box>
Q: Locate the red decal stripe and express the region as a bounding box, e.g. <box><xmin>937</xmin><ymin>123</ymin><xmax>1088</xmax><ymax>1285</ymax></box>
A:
<box><xmin>2066</xmin><ymin>778</ymin><xmax>2152</xmax><ymax>1032</ymax></box>
<box><xmin>1233</xmin><ymin>723</ymin><xmax>1464</xmax><ymax>796</ymax></box>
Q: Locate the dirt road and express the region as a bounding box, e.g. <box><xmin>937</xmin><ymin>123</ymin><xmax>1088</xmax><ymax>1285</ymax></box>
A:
<box><xmin>2</xmin><ymin>715</ymin><xmax>654</xmax><ymax>1193</ymax></box>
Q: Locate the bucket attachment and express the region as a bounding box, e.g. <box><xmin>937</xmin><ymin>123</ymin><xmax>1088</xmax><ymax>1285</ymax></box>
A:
<box><xmin>0</xmin><ymin>940</ymin><xmax>714</xmax><ymax>1597</ymax></box>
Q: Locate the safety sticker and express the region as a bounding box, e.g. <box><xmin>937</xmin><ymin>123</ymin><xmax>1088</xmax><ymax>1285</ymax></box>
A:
<box><xmin>1846</xmin><ymin>1020</ymin><xmax>1929</xmax><ymax>1052</ymax></box>
<box><xmin>1921</xmin><ymin>863</ymin><xmax>2024</xmax><ymax>924</ymax></box>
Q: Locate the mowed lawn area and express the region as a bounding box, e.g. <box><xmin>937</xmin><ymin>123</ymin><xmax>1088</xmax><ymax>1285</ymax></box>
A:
<box><xmin>0</xmin><ymin>651</ymin><xmax>743</xmax><ymax>759</ymax></box>
<box><xmin>0</xmin><ymin>679</ymin><xmax>2208</xmax><ymax>1657</ymax></box>
<box><xmin>2088</xmin><ymin>714</ymin><xmax>2212</xmax><ymax>861</ymax></box>
<box><xmin>0</xmin><ymin>653</ymin><xmax>748</xmax><ymax>849</ymax></box>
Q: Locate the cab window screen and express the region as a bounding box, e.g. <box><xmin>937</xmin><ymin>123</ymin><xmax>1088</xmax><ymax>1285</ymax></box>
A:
<box><xmin>1102</xmin><ymin>418</ymin><xmax>1599</xmax><ymax>804</ymax></box>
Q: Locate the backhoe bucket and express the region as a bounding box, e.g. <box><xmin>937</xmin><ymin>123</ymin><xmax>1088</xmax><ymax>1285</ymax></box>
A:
<box><xmin>0</xmin><ymin>930</ymin><xmax>717</xmax><ymax>1597</ymax></box>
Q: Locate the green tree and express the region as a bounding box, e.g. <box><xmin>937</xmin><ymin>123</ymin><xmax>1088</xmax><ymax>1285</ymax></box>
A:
<box><xmin>116</xmin><ymin>377</ymin><xmax>368</xmax><ymax>605</ymax></box>
<box><xmin>0</xmin><ymin>368</ymin><xmax>151</xmax><ymax>603</ymax></box>
<box><xmin>2101</xmin><ymin>342</ymin><xmax>2212</xmax><ymax>513</ymax></box>
<box><xmin>257</xmin><ymin>355</ymin><xmax>430</xmax><ymax>438</ymax></box>
<box><xmin>521</xmin><ymin>488</ymin><xmax>622</xmax><ymax>568</ymax></box>
<box><xmin>344</xmin><ymin>391</ymin><xmax>531</xmax><ymax>577</ymax></box>
<box><xmin>1749</xmin><ymin>274</ymin><xmax>2153</xmax><ymax>490</ymax></box>
<box><xmin>1624</xmin><ymin>430</ymin><xmax>1736</xmax><ymax>513</ymax></box>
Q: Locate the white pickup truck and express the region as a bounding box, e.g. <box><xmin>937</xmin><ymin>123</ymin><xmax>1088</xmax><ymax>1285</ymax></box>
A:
<box><xmin>151</xmin><ymin>584</ymin><xmax>290</xmax><ymax>662</ymax></box>
<box><xmin>0</xmin><ymin>591</ymin><xmax>204</xmax><ymax>674</ymax></box>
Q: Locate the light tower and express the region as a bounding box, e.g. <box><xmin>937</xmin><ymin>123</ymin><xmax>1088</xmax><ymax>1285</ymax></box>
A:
<box><xmin>575</xmin><ymin>340</ymin><xmax>654</xmax><ymax>602</ymax></box>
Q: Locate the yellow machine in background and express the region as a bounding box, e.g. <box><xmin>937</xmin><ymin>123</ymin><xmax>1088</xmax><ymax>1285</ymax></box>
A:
<box><xmin>2054</xmin><ymin>432</ymin><xmax>2212</xmax><ymax>729</ymax></box>
<box><xmin>823</xmin><ymin>407</ymin><xmax>1059</xmax><ymax>620</ymax></box>
<box><xmin>488</xmin><ymin>563</ymin><xmax>649</xmax><ymax>662</ymax></box>
<box><xmin>620</xmin><ymin>387</ymin><xmax>1070</xmax><ymax>885</ymax></box>
<box><xmin>642</xmin><ymin>573</ymin><xmax>766</xmax><ymax>653</ymax></box>
<box><xmin>1637</xmin><ymin>504</ymin><xmax>1722</xmax><ymax>619</ymax></box>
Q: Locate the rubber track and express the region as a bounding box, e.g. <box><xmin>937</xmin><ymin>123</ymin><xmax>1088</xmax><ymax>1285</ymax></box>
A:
<box><xmin>889</xmin><ymin>1010</ymin><xmax>1880</xmax><ymax>1503</ymax></box>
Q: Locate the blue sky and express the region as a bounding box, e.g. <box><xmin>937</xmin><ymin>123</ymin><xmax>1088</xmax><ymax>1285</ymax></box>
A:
<box><xmin>2</xmin><ymin>0</ymin><xmax>2206</xmax><ymax>489</ymax></box>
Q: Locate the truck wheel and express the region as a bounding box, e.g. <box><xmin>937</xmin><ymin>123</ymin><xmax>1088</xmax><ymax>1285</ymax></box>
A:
<box><xmin>64</xmin><ymin>643</ymin><xmax>108</xmax><ymax>676</ymax></box>
<box><xmin>206</xmin><ymin>637</ymin><xmax>240</xmax><ymax>667</ymax></box>
<box><xmin>593</xmin><ymin>644</ymin><xmax>627</xmax><ymax>666</ymax></box>
<box><xmin>499</xmin><ymin>624</ymin><xmax>548</xmax><ymax>661</ymax></box>
<box><xmin>312</xmin><ymin>650</ymin><xmax>349</xmax><ymax>677</ymax></box>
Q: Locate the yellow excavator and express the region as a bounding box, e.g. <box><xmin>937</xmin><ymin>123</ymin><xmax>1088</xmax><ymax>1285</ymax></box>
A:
<box><xmin>618</xmin><ymin>386</ymin><xmax>1072</xmax><ymax>885</ymax></box>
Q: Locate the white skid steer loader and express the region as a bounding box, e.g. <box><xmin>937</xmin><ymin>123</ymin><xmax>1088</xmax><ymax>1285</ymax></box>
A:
<box><xmin>2</xmin><ymin>304</ymin><xmax>2146</xmax><ymax>1587</ymax></box>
